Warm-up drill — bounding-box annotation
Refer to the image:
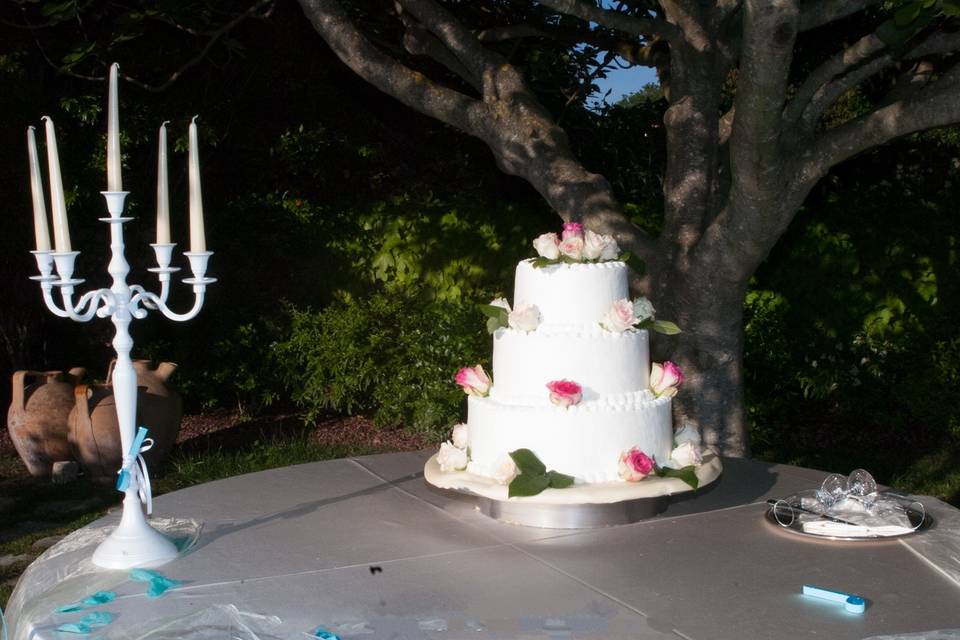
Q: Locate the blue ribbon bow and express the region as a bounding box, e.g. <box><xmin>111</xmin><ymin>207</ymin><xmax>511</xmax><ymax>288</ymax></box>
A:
<box><xmin>116</xmin><ymin>426</ymin><xmax>155</xmax><ymax>515</ymax></box>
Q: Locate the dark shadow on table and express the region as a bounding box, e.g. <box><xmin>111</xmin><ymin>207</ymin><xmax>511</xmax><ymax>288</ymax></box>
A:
<box><xmin>661</xmin><ymin>457</ymin><xmax>781</xmax><ymax>517</ymax></box>
<box><xmin>183</xmin><ymin>479</ymin><xmax>397</xmax><ymax>554</ymax></box>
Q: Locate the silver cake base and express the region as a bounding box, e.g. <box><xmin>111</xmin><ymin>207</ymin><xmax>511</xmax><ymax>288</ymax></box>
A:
<box><xmin>424</xmin><ymin>454</ymin><xmax>722</xmax><ymax>529</ymax></box>
<box><xmin>475</xmin><ymin>494</ymin><xmax>667</xmax><ymax>528</ymax></box>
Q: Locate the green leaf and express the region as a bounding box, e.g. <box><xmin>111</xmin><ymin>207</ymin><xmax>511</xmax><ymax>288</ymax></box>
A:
<box><xmin>655</xmin><ymin>465</ymin><xmax>699</xmax><ymax>489</ymax></box>
<box><xmin>620</xmin><ymin>251</ymin><xmax>647</xmax><ymax>276</ymax></box>
<box><xmin>652</xmin><ymin>320</ymin><xmax>682</xmax><ymax>335</ymax></box>
<box><xmin>945</xmin><ymin>0</ymin><xmax>960</xmax><ymax>16</ymax></box>
<box><xmin>478</xmin><ymin>304</ymin><xmax>508</xmax><ymax>334</ymax></box>
<box><xmin>508</xmin><ymin>473</ymin><xmax>551</xmax><ymax>497</ymax></box>
<box><xmin>894</xmin><ymin>1</ymin><xmax>922</xmax><ymax>26</ymax></box>
<box><xmin>509</xmin><ymin>448</ymin><xmax>546</xmax><ymax>476</ymax></box>
<box><xmin>531</xmin><ymin>257</ymin><xmax>556</xmax><ymax>269</ymax></box>
<box><xmin>547</xmin><ymin>470</ymin><xmax>575</xmax><ymax>489</ymax></box>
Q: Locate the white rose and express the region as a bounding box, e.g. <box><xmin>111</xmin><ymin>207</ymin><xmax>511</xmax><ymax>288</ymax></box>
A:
<box><xmin>583</xmin><ymin>230</ymin><xmax>606</xmax><ymax>260</ymax></box>
<box><xmin>492</xmin><ymin>454</ymin><xmax>519</xmax><ymax>485</ymax></box>
<box><xmin>674</xmin><ymin>423</ymin><xmax>701</xmax><ymax>447</ymax></box>
<box><xmin>558</xmin><ymin>236</ymin><xmax>584</xmax><ymax>260</ymax></box>
<box><xmin>489</xmin><ymin>297</ymin><xmax>511</xmax><ymax>312</ymax></box>
<box><xmin>437</xmin><ymin>441</ymin><xmax>468</xmax><ymax>472</ymax></box>
<box><xmin>599</xmin><ymin>235</ymin><xmax>621</xmax><ymax>260</ymax></box>
<box><xmin>669</xmin><ymin>441</ymin><xmax>703</xmax><ymax>468</ymax></box>
<box><xmin>451</xmin><ymin>423</ymin><xmax>469</xmax><ymax>449</ymax></box>
<box><xmin>601</xmin><ymin>299</ymin><xmax>636</xmax><ymax>332</ymax></box>
<box><xmin>532</xmin><ymin>233</ymin><xmax>560</xmax><ymax>260</ymax></box>
<box><xmin>508</xmin><ymin>302</ymin><xmax>541</xmax><ymax>332</ymax></box>
<box><xmin>632</xmin><ymin>297</ymin><xmax>655</xmax><ymax>324</ymax></box>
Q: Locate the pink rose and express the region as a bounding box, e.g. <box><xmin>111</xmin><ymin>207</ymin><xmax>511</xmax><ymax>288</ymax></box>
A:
<box><xmin>650</xmin><ymin>361</ymin><xmax>683</xmax><ymax>398</ymax></box>
<box><xmin>618</xmin><ymin>447</ymin><xmax>655</xmax><ymax>482</ymax></box>
<box><xmin>546</xmin><ymin>379</ymin><xmax>582</xmax><ymax>407</ymax></box>
<box><xmin>561</xmin><ymin>222</ymin><xmax>584</xmax><ymax>241</ymax></box>
<box><xmin>455</xmin><ymin>364</ymin><xmax>491</xmax><ymax>397</ymax></box>
<box><xmin>532</xmin><ymin>232</ymin><xmax>560</xmax><ymax>260</ymax></box>
<box><xmin>508</xmin><ymin>302</ymin><xmax>541</xmax><ymax>332</ymax></box>
<box><xmin>601</xmin><ymin>299</ymin><xmax>637</xmax><ymax>332</ymax></box>
<box><xmin>558</xmin><ymin>236</ymin><xmax>584</xmax><ymax>260</ymax></box>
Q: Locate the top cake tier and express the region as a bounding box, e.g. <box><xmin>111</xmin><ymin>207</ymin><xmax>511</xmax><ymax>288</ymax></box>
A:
<box><xmin>514</xmin><ymin>259</ymin><xmax>628</xmax><ymax>326</ymax></box>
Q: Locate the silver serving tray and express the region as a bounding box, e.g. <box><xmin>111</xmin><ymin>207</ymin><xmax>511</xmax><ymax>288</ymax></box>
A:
<box><xmin>765</xmin><ymin>490</ymin><xmax>931</xmax><ymax>541</ymax></box>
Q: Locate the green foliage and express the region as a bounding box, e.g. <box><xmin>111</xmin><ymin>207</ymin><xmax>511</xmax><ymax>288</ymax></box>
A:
<box><xmin>507</xmin><ymin>448</ymin><xmax>575</xmax><ymax>497</ymax></box>
<box><xmin>654</xmin><ymin>465</ymin><xmax>699</xmax><ymax>490</ymax></box>
<box><xmin>278</xmin><ymin>288</ymin><xmax>489</xmax><ymax>435</ymax></box>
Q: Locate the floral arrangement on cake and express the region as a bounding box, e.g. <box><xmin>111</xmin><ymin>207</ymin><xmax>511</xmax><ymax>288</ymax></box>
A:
<box><xmin>531</xmin><ymin>222</ymin><xmax>623</xmax><ymax>266</ymax></box>
<box><xmin>599</xmin><ymin>297</ymin><xmax>681</xmax><ymax>335</ymax></box>
<box><xmin>619</xmin><ymin>423</ymin><xmax>708</xmax><ymax>490</ymax></box>
<box><xmin>478</xmin><ymin>298</ymin><xmax>541</xmax><ymax>335</ymax></box>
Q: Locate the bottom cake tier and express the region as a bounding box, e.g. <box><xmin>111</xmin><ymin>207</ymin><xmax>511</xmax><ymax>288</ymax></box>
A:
<box><xmin>466</xmin><ymin>392</ymin><xmax>673</xmax><ymax>483</ymax></box>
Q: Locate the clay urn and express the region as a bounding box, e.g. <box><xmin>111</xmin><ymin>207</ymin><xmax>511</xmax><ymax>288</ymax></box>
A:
<box><xmin>7</xmin><ymin>368</ymin><xmax>86</xmax><ymax>477</ymax></box>
<box><xmin>68</xmin><ymin>360</ymin><xmax>183</xmax><ymax>482</ymax></box>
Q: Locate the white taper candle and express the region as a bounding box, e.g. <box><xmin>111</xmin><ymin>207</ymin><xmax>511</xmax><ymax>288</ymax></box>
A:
<box><xmin>188</xmin><ymin>116</ymin><xmax>206</xmax><ymax>252</ymax></box>
<box><xmin>156</xmin><ymin>121</ymin><xmax>171</xmax><ymax>244</ymax></box>
<box><xmin>107</xmin><ymin>63</ymin><xmax>122</xmax><ymax>192</ymax></box>
<box><xmin>42</xmin><ymin>116</ymin><xmax>71</xmax><ymax>252</ymax></box>
<box><xmin>27</xmin><ymin>126</ymin><xmax>52</xmax><ymax>251</ymax></box>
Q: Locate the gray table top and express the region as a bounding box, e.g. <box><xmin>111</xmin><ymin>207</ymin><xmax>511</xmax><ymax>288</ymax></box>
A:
<box><xmin>8</xmin><ymin>451</ymin><xmax>960</xmax><ymax>639</ymax></box>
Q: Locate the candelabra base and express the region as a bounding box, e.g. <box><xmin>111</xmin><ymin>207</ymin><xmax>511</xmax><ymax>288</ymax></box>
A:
<box><xmin>91</xmin><ymin>510</ymin><xmax>179</xmax><ymax>570</ymax></box>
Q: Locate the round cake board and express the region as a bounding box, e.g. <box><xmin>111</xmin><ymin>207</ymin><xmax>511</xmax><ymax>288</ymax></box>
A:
<box><xmin>424</xmin><ymin>454</ymin><xmax>722</xmax><ymax>529</ymax></box>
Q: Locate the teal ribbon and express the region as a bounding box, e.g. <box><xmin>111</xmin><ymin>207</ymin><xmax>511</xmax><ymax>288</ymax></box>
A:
<box><xmin>130</xmin><ymin>568</ymin><xmax>183</xmax><ymax>598</ymax></box>
<box><xmin>55</xmin><ymin>591</ymin><xmax>116</xmax><ymax>613</ymax></box>
<box><xmin>115</xmin><ymin>426</ymin><xmax>155</xmax><ymax>514</ymax></box>
<box><xmin>55</xmin><ymin>611</ymin><xmax>113</xmax><ymax>635</ymax></box>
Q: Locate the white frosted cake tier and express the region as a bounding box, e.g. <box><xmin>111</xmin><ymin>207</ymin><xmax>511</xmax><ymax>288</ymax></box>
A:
<box><xmin>491</xmin><ymin>326</ymin><xmax>650</xmax><ymax>401</ymax></box>
<box><xmin>466</xmin><ymin>392</ymin><xmax>673</xmax><ymax>483</ymax></box>
<box><xmin>514</xmin><ymin>259</ymin><xmax>628</xmax><ymax>326</ymax></box>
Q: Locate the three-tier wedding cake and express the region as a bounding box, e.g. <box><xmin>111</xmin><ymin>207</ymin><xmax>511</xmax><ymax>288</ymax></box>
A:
<box><xmin>428</xmin><ymin>223</ymin><xmax>717</xmax><ymax>500</ymax></box>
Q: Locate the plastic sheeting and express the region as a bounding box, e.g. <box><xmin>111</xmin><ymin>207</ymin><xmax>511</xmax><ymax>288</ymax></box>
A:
<box><xmin>5</xmin><ymin>517</ymin><xmax>201</xmax><ymax>640</ymax></box>
<box><xmin>98</xmin><ymin>604</ymin><xmax>282</xmax><ymax>640</ymax></box>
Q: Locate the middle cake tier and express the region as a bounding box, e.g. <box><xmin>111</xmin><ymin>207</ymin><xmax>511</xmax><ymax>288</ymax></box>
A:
<box><xmin>491</xmin><ymin>326</ymin><xmax>650</xmax><ymax>403</ymax></box>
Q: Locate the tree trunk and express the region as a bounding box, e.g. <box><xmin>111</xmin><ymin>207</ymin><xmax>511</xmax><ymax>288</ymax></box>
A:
<box><xmin>657</xmin><ymin>273</ymin><xmax>749</xmax><ymax>456</ymax></box>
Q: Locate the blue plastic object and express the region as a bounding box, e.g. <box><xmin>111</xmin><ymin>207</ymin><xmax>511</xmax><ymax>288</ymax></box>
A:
<box><xmin>802</xmin><ymin>584</ymin><xmax>866</xmax><ymax>613</ymax></box>
<box><xmin>129</xmin><ymin>568</ymin><xmax>183</xmax><ymax>598</ymax></box>
<box><xmin>55</xmin><ymin>591</ymin><xmax>117</xmax><ymax>613</ymax></box>
<box><xmin>312</xmin><ymin>626</ymin><xmax>342</xmax><ymax>639</ymax></box>
<box><xmin>55</xmin><ymin>611</ymin><xmax>114</xmax><ymax>635</ymax></box>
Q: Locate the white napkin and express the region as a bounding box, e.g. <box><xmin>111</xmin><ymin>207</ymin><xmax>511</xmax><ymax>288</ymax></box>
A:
<box><xmin>799</xmin><ymin>496</ymin><xmax>915</xmax><ymax>537</ymax></box>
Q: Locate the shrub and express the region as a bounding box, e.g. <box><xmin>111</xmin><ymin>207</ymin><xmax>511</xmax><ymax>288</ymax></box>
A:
<box><xmin>278</xmin><ymin>288</ymin><xmax>490</xmax><ymax>437</ymax></box>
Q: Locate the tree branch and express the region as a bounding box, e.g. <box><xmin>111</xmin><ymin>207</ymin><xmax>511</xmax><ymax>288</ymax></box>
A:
<box><xmin>537</xmin><ymin>0</ymin><xmax>680</xmax><ymax>41</ymax></box>
<box><xmin>807</xmin><ymin>61</ymin><xmax>960</xmax><ymax>173</ymax></box>
<box><xmin>398</xmin><ymin>13</ymin><xmax>481</xmax><ymax>92</ymax></box>
<box><xmin>476</xmin><ymin>23</ymin><xmax>661</xmax><ymax>67</ymax></box>
<box><xmin>396</xmin><ymin>0</ymin><xmax>504</xmax><ymax>94</ymax></box>
<box><xmin>798</xmin><ymin>0</ymin><xmax>882</xmax><ymax>31</ymax></box>
<box><xmin>298</xmin><ymin>0</ymin><xmax>487</xmax><ymax>135</ymax></box>
<box><xmin>728</xmin><ymin>0</ymin><xmax>799</xmax><ymax>204</ymax></box>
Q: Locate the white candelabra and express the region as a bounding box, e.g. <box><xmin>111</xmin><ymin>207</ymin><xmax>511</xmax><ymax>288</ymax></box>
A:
<box><xmin>26</xmin><ymin>64</ymin><xmax>214</xmax><ymax>569</ymax></box>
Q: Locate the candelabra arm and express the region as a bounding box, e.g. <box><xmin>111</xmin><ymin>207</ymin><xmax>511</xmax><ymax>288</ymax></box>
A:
<box><xmin>39</xmin><ymin>283</ymin><xmax>71</xmax><ymax>318</ymax></box>
<box><xmin>129</xmin><ymin>286</ymin><xmax>208</xmax><ymax>321</ymax></box>
<box><xmin>59</xmin><ymin>287</ymin><xmax>115</xmax><ymax>322</ymax></box>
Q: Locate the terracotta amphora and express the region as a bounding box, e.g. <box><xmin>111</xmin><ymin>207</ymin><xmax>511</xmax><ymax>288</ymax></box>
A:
<box><xmin>68</xmin><ymin>360</ymin><xmax>183</xmax><ymax>482</ymax></box>
<box><xmin>7</xmin><ymin>368</ymin><xmax>86</xmax><ymax>477</ymax></box>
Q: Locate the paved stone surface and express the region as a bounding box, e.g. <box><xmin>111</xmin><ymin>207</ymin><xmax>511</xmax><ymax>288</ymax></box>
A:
<box><xmin>0</xmin><ymin>553</ymin><xmax>34</xmax><ymax>569</ymax></box>
<box><xmin>0</xmin><ymin>521</ymin><xmax>58</xmax><ymax>544</ymax></box>
<box><xmin>30</xmin><ymin>496</ymin><xmax>103</xmax><ymax>518</ymax></box>
<box><xmin>30</xmin><ymin>535</ymin><xmax>65</xmax><ymax>551</ymax></box>
<box><xmin>51</xmin><ymin>461</ymin><xmax>79</xmax><ymax>484</ymax></box>
<box><xmin>0</xmin><ymin>496</ymin><xmax>16</xmax><ymax>515</ymax></box>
